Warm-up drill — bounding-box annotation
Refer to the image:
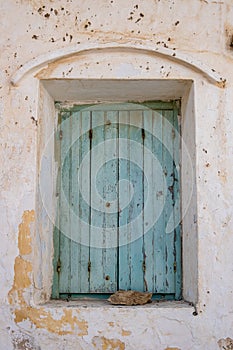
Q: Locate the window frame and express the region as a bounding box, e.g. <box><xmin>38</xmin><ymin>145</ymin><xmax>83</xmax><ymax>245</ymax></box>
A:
<box><xmin>36</xmin><ymin>78</ymin><xmax>197</xmax><ymax>306</ymax></box>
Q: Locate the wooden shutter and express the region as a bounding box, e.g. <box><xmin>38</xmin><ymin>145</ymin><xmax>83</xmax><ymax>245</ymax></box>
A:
<box><xmin>52</xmin><ymin>102</ymin><xmax>181</xmax><ymax>300</ymax></box>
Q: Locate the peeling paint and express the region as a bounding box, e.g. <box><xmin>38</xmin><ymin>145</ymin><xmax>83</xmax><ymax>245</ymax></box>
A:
<box><xmin>121</xmin><ymin>329</ymin><xmax>131</xmax><ymax>337</ymax></box>
<box><xmin>14</xmin><ymin>307</ymin><xmax>88</xmax><ymax>336</ymax></box>
<box><xmin>8</xmin><ymin>210</ymin><xmax>88</xmax><ymax>337</ymax></box>
<box><xmin>8</xmin><ymin>256</ymin><xmax>32</xmax><ymax>305</ymax></box>
<box><xmin>92</xmin><ymin>336</ymin><xmax>125</xmax><ymax>350</ymax></box>
<box><xmin>18</xmin><ymin>210</ymin><xmax>34</xmax><ymax>256</ymax></box>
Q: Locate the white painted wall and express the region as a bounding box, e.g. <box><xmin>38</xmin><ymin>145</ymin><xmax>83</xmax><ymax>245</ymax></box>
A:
<box><xmin>1</xmin><ymin>1</ymin><xmax>233</xmax><ymax>349</ymax></box>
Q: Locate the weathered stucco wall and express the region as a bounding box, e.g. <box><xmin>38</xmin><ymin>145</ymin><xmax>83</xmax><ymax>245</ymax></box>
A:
<box><xmin>1</xmin><ymin>1</ymin><xmax>233</xmax><ymax>349</ymax></box>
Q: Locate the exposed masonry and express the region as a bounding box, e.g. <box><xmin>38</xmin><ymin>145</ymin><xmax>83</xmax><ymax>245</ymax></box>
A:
<box><xmin>1</xmin><ymin>1</ymin><xmax>233</xmax><ymax>349</ymax></box>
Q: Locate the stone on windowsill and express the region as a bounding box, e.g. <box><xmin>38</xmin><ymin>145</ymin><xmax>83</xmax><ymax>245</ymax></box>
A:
<box><xmin>108</xmin><ymin>290</ymin><xmax>152</xmax><ymax>306</ymax></box>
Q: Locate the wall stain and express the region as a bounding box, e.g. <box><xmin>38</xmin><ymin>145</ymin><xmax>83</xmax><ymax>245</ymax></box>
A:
<box><xmin>92</xmin><ymin>336</ymin><xmax>125</xmax><ymax>350</ymax></box>
<box><xmin>8</xmin><ymin>210</ymin><xmax>88</xmax><ymax>337</ymax></box>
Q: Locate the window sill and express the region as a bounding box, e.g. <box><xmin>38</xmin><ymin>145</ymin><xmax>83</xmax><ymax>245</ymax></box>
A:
<box><xmin>42</xmin><ymin>299</ymin><xmax>193</xmax><ymax>310</ymax></box>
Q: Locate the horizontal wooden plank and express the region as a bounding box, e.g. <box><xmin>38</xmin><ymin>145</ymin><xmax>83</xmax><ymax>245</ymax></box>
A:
<box><xmin>56</xmin><ymin>101</ymin><xmax>180</xmax><ymax>112</ymax></box>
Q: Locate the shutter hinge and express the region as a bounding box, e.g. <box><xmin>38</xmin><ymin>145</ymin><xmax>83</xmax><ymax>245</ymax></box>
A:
<box><xmin>173</xmin><ymin>261</ymin><xmax>177</xmax><ymax>273</ymax></box>
<box><xmin>59</xmin><ymin>130</ymin><xmax>63</xmax><ymax>140</ymax></box>
<box><xmin>141</xmin><ymin>128</ymin><xmax>145</xmax><ymax>139</ymax></box>
<box><xmin>88</xmin><ymin>260</ymin><xmax>91</xmax><ymax>272</ymax></box>
<box><xmin>89</xmin><ymin>129</ymin><xmax>93</xmax><ymax>139</ymax></box>
<box><xmin>57</xmin><ymin>258</ymin><xmax>61</xmax><ymax>273</ymax></box>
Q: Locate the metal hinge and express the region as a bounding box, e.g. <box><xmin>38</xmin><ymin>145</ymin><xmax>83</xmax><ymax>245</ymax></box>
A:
<box><xmin>59</xmin><ymin>130</ymin><xmax>63</xmax><ymax>140</ymax></box>
<box><xmin>173</xmin><ymin>261</ymin><xmax>177</xmax><ymax>273</ymax></box>
<box><xmin>141</xmin><ymin>128</ymin><xmax>145</xmax><ymax>139</ymax></box>
<box><xmin>57</xmin><ymin>258</ymin><xmax>61</xmax><ymax>273</ymax></box>
<box><xmin>89</xmin><ymin>129</ymin><xmax>92</xmax><ymax>139</ymax></box>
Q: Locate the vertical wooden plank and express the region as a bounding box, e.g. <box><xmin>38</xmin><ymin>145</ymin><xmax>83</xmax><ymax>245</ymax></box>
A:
<box><xmin>143</xmin><ymin>109</ymin><xmax>154</xmax><ymax>292</ymax></box>
<box><xmin>70</xmin><ymin>111</ymin><xmax>91</xmax><ymax>293</ymax></box>
<box><xmin>129</xmin><ymin>110</ymin><xmax>144</xmax><ymax>291</ymax></box>
<box><xmin>70</xmin><ymin>111</ymin><xmax>80</xmax><ymax>293</ymax></box>
<box><xmin>163</xmin><ymin>110</ymin><xmax>175</xmax><ymax>293</ymax></box>
<box><xmin>143</xmin><ymin>109</ymin><xmax>167</xmax><ymax>294</ymax></box>
<box><xmin>152</xmin><ymin>110</ymin><xmax>166</xmax><ymax>294</ymax></box>
<box><xmin>59</xmin><ymin>111</ymin><xmax>71</xmax><ymax>293</ymax></box>
<box><xmin>118</xmin><ymin>110</ymin><xmax>131</xmax><ymax>290</ymax></box>
<box><xmin>172</xmin><ymin>107</ymin><xmax>182</xmax><ymax>299</ymax></box>
<box><xmin>89</xmin><ymin>109</ymin><xmax>118</xmax><ymax>292</ymax></box>
<box><xmin>79</xmin><ymin>111</ymin><xmax>92</xmax><ymax>293</ymax></box>
<box><xmin>102</xmin><ymin>111</ymin><xmax>118</xmax><ymax>292</ymax></box>
<box><xmin>119</xmin><ymin>109</ymin><xmax>144</xmax><ymax>291</ymax></box>
<box><xmin>52</xmin><ymin>113</ymin><xmax>62</xmax><ymax>298</ymax></box>
<box><xmin>89</xmin><ymin>110</ymin><xmax>106</xmax><ymax>292</ymax></box>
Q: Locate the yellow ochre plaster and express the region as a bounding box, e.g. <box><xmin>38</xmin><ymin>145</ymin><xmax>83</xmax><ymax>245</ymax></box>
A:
<box><xmin>8</xmin><ymin>210</ymin><xmax>88</xmax><ymax>336</ymax></box>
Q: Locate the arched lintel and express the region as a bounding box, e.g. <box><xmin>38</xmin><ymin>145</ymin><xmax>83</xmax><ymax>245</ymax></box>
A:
<box><xmin>11</xmin><ymin>41</ymin><xmax>226</xmax><ymax>88</ymax></box>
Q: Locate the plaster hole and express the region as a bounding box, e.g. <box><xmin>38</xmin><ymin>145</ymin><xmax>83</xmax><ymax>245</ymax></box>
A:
<box><xmin>31</xmin><ymin>116</ymin><xmax>38</xmax><ymax>126</ymax></box>
<box><xmin>230</xmin><ymin>35</ymin><xmax>233</xmax><ymax>49</ymax></box>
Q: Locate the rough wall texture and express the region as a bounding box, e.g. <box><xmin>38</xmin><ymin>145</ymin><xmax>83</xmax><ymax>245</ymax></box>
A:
<box><xmin>0</xmin><ymin>1</ymin><xmax>233</xmax><ymax>349</ymax></box>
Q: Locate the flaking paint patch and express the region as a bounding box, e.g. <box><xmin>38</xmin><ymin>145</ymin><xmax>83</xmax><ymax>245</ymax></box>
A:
<box><xmin>8</xmin><ymin>256</ymin><xmax>32</xmax><ymax>305</ymax></box>
<box><xmin>14</xmin><ymin>307</ymin><xmax>88</xmax><ymax>336</ymax></box>
<box><xmin>8</xmin><ymin>210</ymin><xmax>35</xmax><ymax>305</ymax></box>
<box><xmin>8</xmin><ymin>210</ymin><xmax>88</xmax><ymax>337</ymax></box>
<box><xmin>121</xmin><ymin>329</ymin><xmax>131</xmax><ymax>336</ymax></box>
<box><xmin>92</xmin><ymin>336</ymin><xmax>125</xmax><ymax>350</ymax></box>
<box><xmin>18</xmin><ymin>210</ymin><xmax>34</xmax><ymax>255</ymax></box>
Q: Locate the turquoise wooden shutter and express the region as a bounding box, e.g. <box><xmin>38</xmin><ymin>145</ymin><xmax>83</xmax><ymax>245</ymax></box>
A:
<box><xmin>52</xmin><ymin>102</ymin><xmax>181</xmax><ymax>300</ymax></box>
